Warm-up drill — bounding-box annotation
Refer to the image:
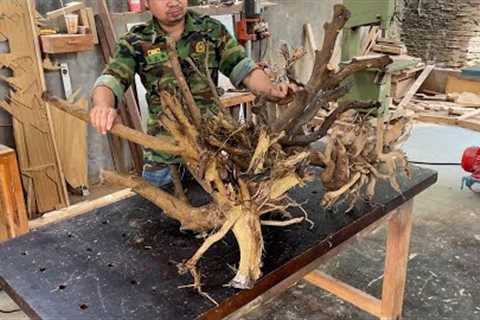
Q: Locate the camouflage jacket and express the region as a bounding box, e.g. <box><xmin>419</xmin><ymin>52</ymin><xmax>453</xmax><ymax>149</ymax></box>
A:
<box><xmin>94</xmin><ymin>10</ymin><xmax>257</xmax><ymax>166</ymax></box>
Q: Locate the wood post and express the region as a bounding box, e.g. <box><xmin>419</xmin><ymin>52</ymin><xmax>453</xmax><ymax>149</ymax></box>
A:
<box><xmin>304</xmin><ymin>270</ymin><xmax>382</xmax><ymax>316</ymax></box>
<box><xmin>303</xmin><ymin>200</ymin><xmax>415</xmax><ymax>319</ymax></box>
<box><xmin>381</xmin><ymin>200</ymin><xmax>414</xmax><ymax>319</ymax></box>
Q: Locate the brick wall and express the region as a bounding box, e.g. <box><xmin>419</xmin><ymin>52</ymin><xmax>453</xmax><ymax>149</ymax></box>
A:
<box><xmin>400</xmin><ymin>0</ymin><xmax>480</xmax><ymax>68</ymax></box>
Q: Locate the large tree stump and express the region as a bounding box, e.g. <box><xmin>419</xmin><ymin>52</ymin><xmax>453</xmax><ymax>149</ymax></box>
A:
<box><xmin>46</xmin><ymin>4</ymin><xmax>412</xmax><ymax>300</ymax></box>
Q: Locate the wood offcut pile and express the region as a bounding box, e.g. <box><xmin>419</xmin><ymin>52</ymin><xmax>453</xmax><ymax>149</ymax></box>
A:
<box><xmin>407</xmin><ymin>92</ymin><xmax>480</xmax><ymax>132</ymax></box>
<box><xmin>46</xmin><ymin>4</ymin><xmax>412</xmax><ymax>300</ymax></box>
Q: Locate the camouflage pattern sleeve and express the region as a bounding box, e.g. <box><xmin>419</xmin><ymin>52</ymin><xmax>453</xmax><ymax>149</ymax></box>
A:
<box><xmin>93</xmin><ymin>34</ymin><xmax>139</xmax><ymax>105</ymax></box>
<box><xmin>215</xmin><ymin>22</ymin><xmax>258</xmax><ymax>88</ymax></box>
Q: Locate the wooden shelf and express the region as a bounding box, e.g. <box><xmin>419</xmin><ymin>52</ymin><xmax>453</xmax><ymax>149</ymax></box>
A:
<box><xmin>40</xmin><ymin>33</ymin><xmax>95</xmax><ymax>54</ymax></box>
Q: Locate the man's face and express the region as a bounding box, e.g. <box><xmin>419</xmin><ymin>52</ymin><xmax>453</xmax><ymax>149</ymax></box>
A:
<box><xmin>146</xmin><ymin>0</ymin><xmax>188</xmax><ymax>26</ymax></box>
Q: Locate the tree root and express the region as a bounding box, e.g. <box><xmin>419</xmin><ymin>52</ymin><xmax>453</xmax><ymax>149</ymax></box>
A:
<box><xmin>47</xmin><ymin>4</ymin><xmax>411</xmax><ymax>295</ymax></box>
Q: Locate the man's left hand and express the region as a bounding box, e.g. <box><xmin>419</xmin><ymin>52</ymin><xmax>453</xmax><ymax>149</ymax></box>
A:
<box><xmin>268</xmin><ymin>82</ymin><xmax>302</xmax><ymax>104</ymax></box>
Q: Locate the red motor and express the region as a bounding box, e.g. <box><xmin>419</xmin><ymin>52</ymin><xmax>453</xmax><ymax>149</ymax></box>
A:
<box><xmin>461</xmin><ymin>146</ymin><xmax>480</xmax><ymax>179</ymax></box>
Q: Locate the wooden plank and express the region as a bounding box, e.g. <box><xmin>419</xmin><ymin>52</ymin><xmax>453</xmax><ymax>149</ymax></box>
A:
<box><xmin>85</xmin><ymin>7</ymin><xmax>98</xmax><ymax>44</ymax></box>
<box><xmin>372</xmin><ymin>44</ymin><xmax>404</xmax><ymax>55</ymax></box>
<box><xmin>397</xmin><ymin>65</ymin><xmax>435</xmax><ymax>109</ymax></box>
<box><xmin>79</xmin><ymin>8</ymin><xmax>90</xmax><ymax>30</ymax></box>
<box><xmin>449</xmin><ymin>92</ymin><xmax>480</xmax><ymax>107</ymax></box>
<box><xmin>97</xmin><ymin>1</ymin><xmax>146</xmax><ymax>174</ymax></box>
<box><xmin>381</xmin><ymin>200</ymin><xmax>414</xmax><ymax>318</ymax></box>
<box><xmin>46</xmin><ymin>1</ymin><xmax>85</xmax><ymax>19</ymax></box>
<box><xmin>446</xmin><ymin>75</ymin><xmax>480</xmax><ymax>95</ymax></box>
<box><xmin>0</xmin><ymin>0</ymin><xmax>69</xmax><ymax>216</ymax></box>
<box><xmin>0</xmin><ymin>166</ymin><xmax>10</xmax><ymax>239</ymax></box>
<box><xmin>29</xmin><ymin>189</ymin><xmax>135</xmax><ymax>229</ymax></box>
<box><xmin>361</xmin><ymin>26</ymin><xmax>380</xmax><ymax>56</ymax></box>
<box><xmin>304</xmin><ymin>270</ymin><xmax>382</xmax><ymax>317</ymax></box>
<box><xmin>293</xmin><ymin>23</ymin><xmax>317</xmax><ymax>84</ymax></box>
<box><xmin>458</xmin><ymin>109</ymin><xmax>480</xmax><ymax>120</ymax></box>
<box><xmin>95</xmin><ymin>15</ymin><xmax>140</xmax><ymax>174</ymax></box>
<box><xmin>50</xmin><ymin>99</ymin><xmax>88</xmax><ymax>189</ymax></box>
<box><xmin>391</xmin><ymin>75</ymin><xmax>416</xmax><ymax>100</ymax></box>
<box><xmin>40</xmin><ymin>34</ymin><xmax>95</xmax><ymax>54</ymax></box>
<box><xmin>221</xmin><ymin>92</ymin><xmax>256</xmax><ymax>108</ymax></box>
<box><xmin>0</xmin><ymin>146</ymin><xmax>29</xmax><ymax>242</ymax></box>
<box><xmin>416</xmin><ymin>114</ymin><xmax>480</xmax><ymax>132</ymax></box>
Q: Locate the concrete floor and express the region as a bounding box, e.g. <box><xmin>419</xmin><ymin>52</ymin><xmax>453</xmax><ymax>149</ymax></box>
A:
<box><xmin>1</xmin><ymin>124</ymin><xmax>479</xmax><ymax>319</ymax></box>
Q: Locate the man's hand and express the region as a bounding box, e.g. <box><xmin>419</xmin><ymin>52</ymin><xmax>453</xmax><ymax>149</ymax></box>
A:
<box><xmin>269</xmin><ymin>82</ymin><xmax>298</xmax><ymax>99</ymax></box>
<box><xmin>243</xmin><ymin>69</ymin><xmax>302</xmax><ymax>105</ymax></box>
<box><xmin>90</xmin><ymin>105</ymin><xmax>118</xmax><ymax>135</ymax></box>
<box><xmin>268</xmin><ymin>82</ymin><xmax>301</xmax><ymax>104</ymax></box>
<box><xmin>91</xmin><ymin>86</ymin><xmax>118</xmax><ymax>135</ymax></box>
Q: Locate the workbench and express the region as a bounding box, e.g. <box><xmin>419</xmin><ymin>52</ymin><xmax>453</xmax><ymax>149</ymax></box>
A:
<box><xmin>0</xmin><ymin>166</ymin><xmax>437</xmax><ymax>320</ymax></box>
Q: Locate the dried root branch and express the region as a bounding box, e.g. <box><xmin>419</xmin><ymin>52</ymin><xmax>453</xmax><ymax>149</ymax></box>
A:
<box><xmin>47</xmin><ymin>4</ymin><xmax>412</xmax><ymax>296</ymax></box>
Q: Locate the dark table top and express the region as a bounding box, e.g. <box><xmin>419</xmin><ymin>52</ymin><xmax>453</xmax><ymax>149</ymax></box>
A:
<box><xmin>0</xmin><ymin>166</ymin><xmax>437</xmax><ymax>320</ymax></box>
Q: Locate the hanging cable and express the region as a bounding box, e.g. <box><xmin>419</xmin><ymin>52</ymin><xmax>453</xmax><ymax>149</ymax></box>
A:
<box><xmin>0</xmin><ymin>308</ymin><xmax>21</xmax><ymax>314</ymax></box>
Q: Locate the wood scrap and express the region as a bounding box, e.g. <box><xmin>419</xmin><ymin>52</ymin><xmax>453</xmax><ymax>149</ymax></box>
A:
<box><xmin>373</xmin><ymin>44</ymin><xmax>405</xmax><ymax>55</ymax></box>
<box><xmin>458</xmin><ymin>109</ymin><xmax>480</xmax><ymax>121</ymax></box>
<box><xmin>415</xmin><ymin>93</ymin><xmax>448</xmax><ymax>101</ymax></box>
<box><xmin>447</xmin><ymin>92</ymin><xmax>480</xmax><ymax>107</ymax></box>
<box><xmin>46</xmin><ymin>1</ymin><xmax>85</xmax><ymax>20</ymax></box>
<box><xmin>29</xmin><ymin>189</ymin><xmax>135</xmax><ymax>229</ymax></box>
<box><xmin>372</xmin><ymin>38</ymin><xmax>407</xmax><ymax>55</ymax></box>
<box><xmin>397</xmin><ymin>65</ymin><xmax>435</xmax><ymax>109</ymax></box>
<box><xmin>50</xmin><ymin>98</ymin><xmax>88</xmax><ymax>190</ymax></box>
<box><xmin>361</xmin><ymin>26</ymin><xmax>381</xmax><ymax>56</ymax></box>
<box><xmin>0</xmin><ymin>145</ymin><xmax>29</xmax><ymax>241</ymax></box>
<box><xmin>416</xmin><ymin>114</ymin><xmax>480</xmax><ymax>132</ymax></box>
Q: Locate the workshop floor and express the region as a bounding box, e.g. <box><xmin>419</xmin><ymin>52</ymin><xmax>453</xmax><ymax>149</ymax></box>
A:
<box><xmin>1</xmin><ymin>124</ymin><xmax>479</xmax><ymax>319</ymax></box>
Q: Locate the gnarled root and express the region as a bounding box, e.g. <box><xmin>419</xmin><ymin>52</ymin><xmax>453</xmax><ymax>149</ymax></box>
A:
<box><xmin>101</xmin><ymin>170</ymin><xmax>223</xmax><ymax>232</ymax></box>
<box><xmin>229</xmin><ymin>212</ymin><xmax>264</xmax><ymax>289</ymax></box>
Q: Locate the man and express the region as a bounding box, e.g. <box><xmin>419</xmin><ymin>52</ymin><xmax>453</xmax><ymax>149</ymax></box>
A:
<box><xmin>91</xmin><ymin>0</ymin><xmax>296</xmax><ymax>186</ymax></box>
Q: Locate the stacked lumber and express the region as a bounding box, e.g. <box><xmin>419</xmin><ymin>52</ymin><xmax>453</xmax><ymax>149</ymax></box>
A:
<box><xmin>372</xmin><ymin>38</ymin><xmax>408</xmax><ymax>55</ymax></box>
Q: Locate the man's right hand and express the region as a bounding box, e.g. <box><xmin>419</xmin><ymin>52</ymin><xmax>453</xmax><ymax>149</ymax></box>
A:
<box><xmin>90</xmin><ymin>105</ymin><xmax>118</xmax><ymax>135</ymax></box>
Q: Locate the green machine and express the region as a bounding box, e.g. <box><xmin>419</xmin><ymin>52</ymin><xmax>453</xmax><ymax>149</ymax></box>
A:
<box><xmin>342</xmin><ymin>0</ymin><xmax>419</xmax><ymax>111</ymax></box>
